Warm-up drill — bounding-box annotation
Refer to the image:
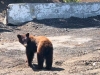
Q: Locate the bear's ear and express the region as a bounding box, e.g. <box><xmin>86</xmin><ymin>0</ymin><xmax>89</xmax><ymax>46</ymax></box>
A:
<box><xmin>17</xmin><ymin>34</ymin><xmax>21</xmax><ymax>39</ymax></box>
<box><xmin>26</xmin><ymin>33</ymin><xmax>29</xmax><ymax>37</ymax></box>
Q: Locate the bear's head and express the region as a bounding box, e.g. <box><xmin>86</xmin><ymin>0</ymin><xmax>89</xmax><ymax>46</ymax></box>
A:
<box><xmin>17</xmin><ymin>33</ymin><xmax>29</xmax><ymax>47</ymax></box>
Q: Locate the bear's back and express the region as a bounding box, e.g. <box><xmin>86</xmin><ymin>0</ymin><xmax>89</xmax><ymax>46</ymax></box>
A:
<box><xmin>35</xmin><ymin>36</ymin><xmax>52</xmax><ymax>47</ymax></box>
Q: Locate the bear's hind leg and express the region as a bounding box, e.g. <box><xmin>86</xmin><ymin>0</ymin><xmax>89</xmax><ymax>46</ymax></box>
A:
<box><xmin>45</xmin><ymin>54</ymin><xmax>53</xmax><ymax>70</ymax></box>
<box><xmin>37</xmin><ymin>53</ymin><xmax>44</xmax><ymax>69</ymax></box>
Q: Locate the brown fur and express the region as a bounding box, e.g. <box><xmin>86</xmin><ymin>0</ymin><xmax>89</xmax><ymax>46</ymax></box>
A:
<box><xmin>17</xmin><ymin>33</ymin><xmax>53</xmax><ymax>70</ymax></box>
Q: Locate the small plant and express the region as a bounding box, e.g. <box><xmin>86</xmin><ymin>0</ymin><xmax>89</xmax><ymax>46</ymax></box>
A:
<box><xmin>63</xmin><ymin>0</ymin><xmax>79</xmax><ymax>3</ymax></box>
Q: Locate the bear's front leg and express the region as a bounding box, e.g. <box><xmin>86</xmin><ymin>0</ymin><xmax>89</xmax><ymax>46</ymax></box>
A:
<box><xmin>26</xmin><ymin>50</ymin><xmax>34</xmax><ymax>67</ymax></box>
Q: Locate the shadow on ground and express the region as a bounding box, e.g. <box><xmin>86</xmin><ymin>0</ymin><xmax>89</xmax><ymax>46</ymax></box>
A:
<box><xmin>6</xmin><ymin>16</ymin><xmax>100</xmax><ymax>31</ymax></box>
<box><xmin>0</xmin><ymin>22</ymin><xmax>21</xmax><ymax>33</ymax></box>
<box><xmin>30</xmin><ymin>64</ymin><xmax>64</xmax><ymax>71</ymax></box>
<box><xmin>1</xmin><ymin>16</ymin><xmax>100</xmax><ymax>33</ymax></box>
<box><xmin>0</xmin><ymin>22</ymin><xmax>11</xmax><ymax>32</ymax></box>
<box><xmin>32</xmin><ymin>16</ymin><xmax>100</xmax><ymax>28</ymax></box>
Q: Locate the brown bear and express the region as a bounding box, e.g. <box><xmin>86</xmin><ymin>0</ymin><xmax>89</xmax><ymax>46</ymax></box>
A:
<box><xmin>17</xmin><ymin>33</ymin><xmax>53</xmax><ymax>70</ymax></box>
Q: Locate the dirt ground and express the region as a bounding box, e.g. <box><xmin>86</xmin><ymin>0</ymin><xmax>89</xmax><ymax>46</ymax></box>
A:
<box><xmin>1</xmin><ymin>0</ymin><xmax>100</xmax><ymax>75</ymax></box>
<box><xmin>1</xmin><ymin>16</ymin><xmax>100</xmax><ymax>75</ymax></box>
